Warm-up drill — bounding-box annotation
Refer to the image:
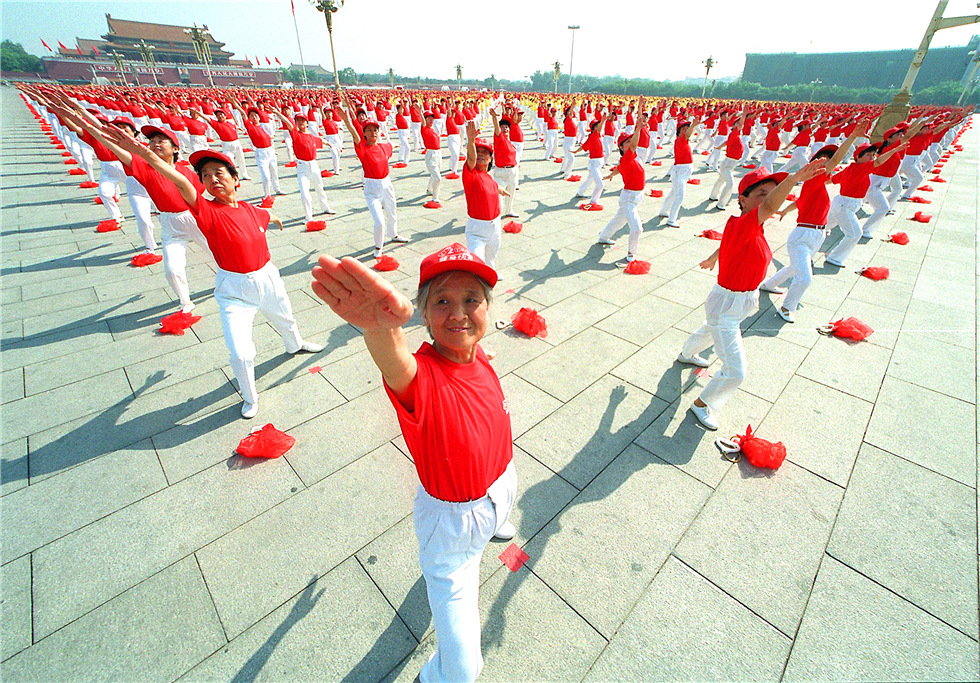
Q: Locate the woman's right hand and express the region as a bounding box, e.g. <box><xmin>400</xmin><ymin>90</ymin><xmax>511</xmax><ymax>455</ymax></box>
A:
<box><xmin>311</xmin><ymin>255</ymin><xmax>414</xmax><ymax>331</ymax></box>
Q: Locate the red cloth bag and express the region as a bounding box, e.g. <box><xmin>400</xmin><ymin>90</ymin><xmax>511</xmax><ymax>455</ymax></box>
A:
<box><xmin>511</xmin><ymin>307</ymin><xmax>548</xmax><ymax>338</ymax></box>
<box><xmin>237</xmin><ymin>424</ymin><xmax>296</xmax><ymax>459</ymax></box>
<box><xmin>829</xmin><ymin>317</ymin><xmax>874</xmax><ymax>341</ymax></box>
<box><xmin>624</xmin><ymin>260</ymin><xmax>651</xmax><ymax>275</ymax></box>
<box><xmin>503</xmin><ymin>221</ymin><xmax>523</xmax><ymax>233</ymax></box>
<box><xmin>860</xmin><ymin>266</ymin><xmax>889</xmax><ymax>281</ymax></box>
<box><xmin>700</xmin><ymin>229</ymin><xmax>724</xmax><ymax>240</ymax></box>
<box><xmin>911</xmin><ymin>212</ymin><xmax>931</xmax><ymax>224</ymax></box>
<box><xmin>158</xmin><ymin>310</ymin><xmax>202</xmax><ymax>335</ymax></box>
<box><xmin>306</xmin><ymin>220</ymin><xmax>326</xmax><ymax>232</ymax></box>
<box><xmin>374</xmin><ymin>255</ymin><xmax>399</xmax><ymax>271</ymax></box>
<box><xmin>888</xmin><ymin>232</ymin><xmax>910</xmax><ymax>244</ymax></box>
<box><xmin>734</xmin><ymin>425</ymin><xmax>786</xmax><ymax>470</ymax></box>
<box><xmin>131</xmin><ymin>253</ymin><xmax>163</xmax><ymax>267</ymax></box>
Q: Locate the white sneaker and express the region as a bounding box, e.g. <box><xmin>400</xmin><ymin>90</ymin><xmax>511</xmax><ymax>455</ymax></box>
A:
<box><xmin>390</xmin><ymin>235</ymin><xmax>409</xmax><ymax>243</ymax></box>
<box><xmin>181</xmin><ymin>302</ymin><xmax>196</xmax><ymax>314</ymax></box>
<box><xmin>494</xmin><ymin>521</ymin><xmax>516</xmax><ymax>540</ymax></box>
<box><xmin>776</xmin><ymin>307</ymin><xmax>795</xmax><ymax>323</ymax></box>
<box><xmin>373</xmin><ymin>248</ymin><xmax>383</xmax><ymax>259</ymax></box>
<box><xmin>690</xmin><ymin>403</ymin><xmax>719</xmax><ymax>431</ymax></box>
<box><xmin>597</xmin><ymin>238</ymin><xmax>615</xmax><ymax>245</ymax></box>
<box><xmin>292</xmin><ymin>341</ymin><xmax>324</xmax><ymax>354</ymax></box>
<box><xmin>825</xmin><ymin>258</ymin><xmax>845</xmax><ymax>268</ymax></box>
<box><xmin>677</xmin><ymin>352</ymin><xmax>710</xmax><ymax>368</ymax></box>
<box><xmin>759</xmin><ymin>283</ymin><xmax>785</xmax><ymax>294</ymax></box>
<box><xmin>241</xmin><ymin>401</ymin><xmax>258</xmax><ymax>419</ymax></box>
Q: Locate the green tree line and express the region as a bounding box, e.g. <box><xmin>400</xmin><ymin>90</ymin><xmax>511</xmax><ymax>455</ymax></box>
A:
<box><xmin>1</xmin><ymin>41</ymin><xmax>45</xmax><ymax>73</ymax></box>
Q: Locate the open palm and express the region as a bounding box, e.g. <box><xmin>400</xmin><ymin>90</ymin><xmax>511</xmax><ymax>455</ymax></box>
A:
<box><xmin>311</xmin><ymin>255</ymin><xmax>414</xmax><ymax>330</ymax></box>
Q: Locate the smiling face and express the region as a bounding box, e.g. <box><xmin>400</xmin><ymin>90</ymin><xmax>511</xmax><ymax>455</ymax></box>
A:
<box><xmin>422</xmin><ymin>271</ymin><xmax>489</xmax><ymax>363</ymax></box>
<box><xmin>296</xmin><ymin>117</ymin><xmax>308</xmax><ymax>133</ymax></box>
<box><xmin>198</xmin><ymin>159</ymin><xmax>238</xmax><ymax>204</ymax></box>
<box><xmin>147</xmin><ymin>133</ymin><xmax>177</xmax><ymax>165</ymax></box>
<box><xmin>362</xmin><ymin>124</ymin><xmax>379</xmax><ymax>144</ymax></box>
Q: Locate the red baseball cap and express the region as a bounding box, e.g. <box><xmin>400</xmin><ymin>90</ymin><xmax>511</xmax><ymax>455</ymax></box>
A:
<box><xmin>189</xmin><ymin>149</ymin><xmax>236</xmax><ymax>172</ymax></box>
<box><xmin>473</xmin><ymin>138</ymin><xmax>493</xmax><ymax>155</ymax></box>
<box><xmin>738</xmin><ymin>169</ymin><xmax>788</xmax><ymax>196</ymax></box>
<box><xmin>294</xmin><ymin>113</ymin><xmax>308</xmax><ymax>122</ymax></box>
<box><xmin>418</xmin><ymin>243</ymin><xmax>498</xmax><ymax>288</ymax></box>
<box><xmin>811</xmin><ymin>144</ymin><xmax>838</xmax><ymax>160</ymax></box>
<box><xmin>111</xmin><ymin>116</ymin><xmax>136</xmax><ymax>129</ymax></box>
<box><xmin>617</xmin><ymin>132</ymin><xmax>632</xmax><ymax>147</ymax></box>
<box><xmin>854</xmin><ymin>143</ymin><xmax>878</xmax><ymax>157</ymax></box>
<box><xmin>141</xmin><ymin>125</ymin><xmax>179</xmax><ymax>147</ymax></box>
<box><xmin>361</xmin><ymin>119</ymin><xmax>380</xmax><ymax>130</ymax></box>
<box><xmin>422</xmin><ymin>110</ymin><xmax>434</xmax><ymax>118</ymax></box>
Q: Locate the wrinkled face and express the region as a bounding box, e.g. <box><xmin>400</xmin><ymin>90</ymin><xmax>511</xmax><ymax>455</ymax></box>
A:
<box><xmin>739</xmin><ymin>180</ymin><xmax>777</xmax><ymax>214</ymax></box>
<box><xmin>199</xmin><ymin>160</ymin><xmax>238</xmax><ymax>202</ymax></box>
<box><xmin>423</xmin><ymin>272</ymin><xmax>488</xmax><ymax>358</ymax></box>
<box><xmin>148</xmin><ymin>133</ymin><xmax>176</xmax><ymax>164</ymax></box>
<box><xmin>475</xmin><ymin>147</ymin><xmax>491</xmax><ymax>170</ymax></box>
<box><xmin>362</xmin><ymin>124</ymin><xmax>379</xmax><ymax>144</ymax></box>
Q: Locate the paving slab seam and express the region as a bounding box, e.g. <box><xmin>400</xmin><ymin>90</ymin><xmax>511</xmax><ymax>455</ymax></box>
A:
<box><xmin>193</xmin><ymin>551</ymin><xmax>231</xmax><ymax>646</ymax></box>
<box><xmin>354</xmin><ymin>554</ymin><xmax>422</xmax><ymax>646</ymax></box>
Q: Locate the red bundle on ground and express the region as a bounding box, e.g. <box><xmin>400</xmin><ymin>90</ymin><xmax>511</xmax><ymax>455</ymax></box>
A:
<box><xmin>131</xmin><ymin>253</ymin><xmax>163</xmax><ymax>267</ymax></box>
<box><xmin>503</xmin><ymin>221</ymin><xmax>522</xmax><ymax>234</ymax></box>
<box><xmin>860</xmin><ymin>266</ymin><xmax>889</xmax><ymax>280</ymax></box>
<box><xmin>374</xmin><ymin>254</ymin><xmax>399</xmax><ymax>271</ymax></box>
<box><xmin>565</xmin><ymin>175</ymin><xmax>581</xmax><ymax>182</ymax></box>
<box><xmin>700</xmin><ymin>150</ymin><xmax>709</xmax><ymax>155</ymax></box>
<box><xmin>700</xmin><ymin>229</ymin><xmax>724</xmax><ymax>240</ymax></box>
<box><xmin>511</xmin><ymin>307</ymin><xmax>548</xmax><ymax>338</ymax></box>
<box><xmin>445</xmin><ymin>172</ymin><xmax>460</xmax><ymax>179</ymax></box>
<box><xmin>687</xmin><ymin>178</ymin><xmax>701</xmax><ymax>185</ymax></box>
<box><xmin>158</xmin><ymin>310</ymin><xmax>202</xmax><ymax>335</ymax></box>
<box><xmin>829</xmin><ymin>317</ymin><xmax>874</xmax><ymax>341</ymax></box>
<box><xmin>320</xmin><ymin>170</ymin><xmax>334</xmax><ymax>178</ymax></box>
<box><xmin>424</xmin><ymin>200</ymin><xmax>442</xmax><ymax>209</ymax></box>
<box><xmin>306</xmin><ymin>220</ymin><xmax>326</xmax><ymax>232</ymax></box>
<box><xmin>236</xmin><ymin>424</ymin><xmax>296</xmax><ymax>459</ymax></box>
<box><xmin>61</xmin><ymin>151</ymin><xmax>72</xmax><ymax>157</ymax></box>
<box><xmin>259</xmin><ymin>196</ymin><xmax>275</xmax><ymax>208</ymax></box>
<box><xmin>911</xmin><ymin>212</ymin><xmax>932</xmax><ymax>223</ymax></box>
<box><xmin>55</xmin><ymin>143</ymin><xmax>66</xmax><ymax>150</ymax></box>
<box><xmin>652</xmin><ymin>160</ymin><xmax>662</xmax><ymax>166</ymax></box>
<box><xmin>918</xmin><ymin>185</ymin><xmax>934</xmax><ymax>192</ymax></box>
<box><xmin>888</xmin><ymin>232</ymin><xmax>910</xmax><ymax>244</ymax></box>
<box><xmin>734</xmin><ymin>425</ymin><xmax>786</xmax><ymax>470</ymax></box>
<box><xmin>94</xmin><ymin>196</ymin><xmax>103</xmax><ymax>204</ymax></box>
<box><xmin>580</xmin><ymin>203</ymin><xmax>603</xmax><ymax>211</ymax></box>
<box><xmin>63</xmin><ymin>159</ymin><xmax>77</xmax><ymax>165</ymax></box>
<box><xmin>742</xmin><ymin>163</ymin><xmax>757</xmax><ymax>169</ymax></box>
<box><xmin>96</xmin><ymin>219</ymin><xmax>120</xmax><ymax>232</ymax></box>
<box><xmin>392</xmin><ymin>162</ymin><xmax>408</xmax><ymax>168</ymax></box>
<box><xmin>624</xmin><ymin>260</ymin><xmax>651</xmax><ymax>275</ymax></box>
<box><xmin>649</xmin><ymin>189</ymin><xmax>663</xmax><ymax>198</ymax></box>
<box><xmin>929</xmin><ymin>177</ymin><xmax>946</xmax><ymax>183</ymax></box>
<box><xmin>79</xmin><ymin>181</ymin><xmax>98</xmax><ymax>188</ymax></box>
<box><xmin>909</xmin><ymin>196</ymin><xmax>931</xmax><ymax>204</ymax></box>
<box><xmin>552</xmin><ymin>157</ymin><xmax>563</xmax><ymax>163</ymax></box>
<box><xmin>68</xmin><ymin>168</ymin><xmax>86</xmax><ymax>175</ymax></box>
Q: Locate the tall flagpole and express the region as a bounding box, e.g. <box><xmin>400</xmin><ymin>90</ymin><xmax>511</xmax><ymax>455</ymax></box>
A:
<box><xmin>290</xmin><ymin>0</ymin><xmax>309</xmax><ymax>87</ymax></box>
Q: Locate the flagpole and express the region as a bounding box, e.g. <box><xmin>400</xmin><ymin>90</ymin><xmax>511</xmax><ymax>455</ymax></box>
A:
<box><xmin>290</xmin><ymin>0</ymin><xmax>309</xmax><ymax>87</ymax></box>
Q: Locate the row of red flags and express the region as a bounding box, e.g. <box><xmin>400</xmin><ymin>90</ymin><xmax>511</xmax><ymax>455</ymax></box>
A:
<box><xmin>39</xmin><ymin>38</ymin><xmax>280</xmax><ymax>66</ymax></box>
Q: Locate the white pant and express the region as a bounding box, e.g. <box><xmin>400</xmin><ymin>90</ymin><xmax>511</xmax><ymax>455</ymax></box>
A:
<box><xmin>710</xmin><ymin>157</ymin><xmax>739</xmax><ymax>209</ymax></box>
<box><xmin>364</xmin><ymin>177</ymin><xmax>399</xmax><ymax>248</ymax></box>
<box><xmin>900</xmin><ymin>154</ymin><xmax>924</xmax><ymax>199</ymax></box>
<box><xmin>447</xmin><ymin>134</ymin><xmax>461</xmax><ymax>174</ymax></box>
<box><xmin>68</xmin><ymin>131</ymin><xmax>96</xmax><ymax>181</ymax></box>
<box><xmin>825</xmin><ymin>195</ymin><xmax>864</xmax><ymax>265</ymax></box>
<box><xmin>215</xmin><ymin>261</ymin><xmax>303</xmax><ymax>406</ymax></box>
<box><xmin>220</xmin><ymin>139</ymin><xmax>250</xmax><ymax>179</ymax></box>
<box><xmin>759</xmin><ymin>149</ymin><xmax>778</xmax><ymax>174</ymax></box>
<box><xmin>397</xmin><ymin>129</ymin><xmax>411</xmax><ymax>163</ymax></box>
<box><xmin>598</xmin><ymin>189</ymin><xmax>643</xmax><ymax>256</ymax></box>
<box><xmin>160</xmin><ymin>210</ymin><xmax>211</xmax><ymax>309</ymax></box>
<box><xmin>326</xmin><ymin>133</ymin><xmax>343</xmax><ymax>173</ymax></box>
<box><xmin>561</xmin><ymin>137</ymin><xmax>576</xmax><ymax>178</ymax></box>
<box><xmin>254</xmin><ymin>146</ymin><xmax>282</xmax><ymax>197</ymax></box>
<box><xmin>411</xmin><ymin>122</ymin><xmax>423</xmax><ymax>152</ymax></box>
<box><xmin>98</xmin><ymin>160</ymin><xmax>126</xmax><ymax>221</ymax></box>
<box><xmin>577</xmin><ymin>158</ymin><xmax>604</xmax><ymax>204</ymax></box>
<box><xmin>279</xmin><ymin>129</ymin><xmax>295</xmax><ymax>161</ymax></box>
<box><xmin>861</xmin><ymin>174</ymin><xmax>893</xmax><ymax>238</ymax></box>
<box><xmin>425</xmin><ymin>149</ymin><xmax>443</xmax><ymax>200</ymax></box>
<box><xmin>465</xmin><ymin>216</ymin><xmax>502</xmax><ymax>269</ymax></box>
<box><xmin>602</xmin><ymin>135</ymin><xmax>614</xmax><ymax>165</ymax></box>
<box><xmin>780</xmin><ymin>145</ymin><xmax>808</xmax><ymax>174</ymax></box>
<box><xmin>296</xmin><ymin>159</ymin><xmax>332</xmax><ymax>221</ymax></box>
<box><xmin>189</xmin><ymin>134</ymin><xmax>209</xmax><ymax>154</ymax></box>
<box><xmin>416</xmin><ymin>461</ymin><xmax>517</xmax><ymax>683</ymax></box>
<box><xmin>124</xmin><ymin>176</ymin><xmax>157</xmax><ymax>251</ymax></box>
<box><xmin>681</xmin><ymin>284</ymin><xmax>759</xmax><ymax>412</ymax></box>
<box><xmin>738</xmin><ymin>135</ymin><xmax>752</xmax><ymax>164</ymax></box>
<box><xmin>761</xmin><ymin>224</ymin><xmax>827</xmax><ymax>312</ymax></box>
<box><xmin>661</xmin><ymin>163</ymin><xmax>692</xmax><ymax>223</ymax></box>
<box><xmin>705</xmin><ymin>135</ymin><xmax>725</xmax><ymax>169</ymax></box>
<box><xmin>544</xmin><ymin>129</ymin><xmax>559</xmax><ymax>159</ymax></box>
<box><xmin>493</xmin><ymin>166</ymin><xmax>518</xmax><ymax>216</ymax></box>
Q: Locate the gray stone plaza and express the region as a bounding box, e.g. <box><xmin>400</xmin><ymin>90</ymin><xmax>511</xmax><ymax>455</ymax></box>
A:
<box><xmin>1</xmin><ymin>84</ymin><xmax>977</xmax><ymax>681</ymax></box>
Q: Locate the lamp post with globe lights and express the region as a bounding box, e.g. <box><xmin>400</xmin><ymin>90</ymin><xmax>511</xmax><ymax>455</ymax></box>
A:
<box><xmin>311</xmin><ymin>0</ymin><xmax>345</xmax><ymax>90</ymax></box>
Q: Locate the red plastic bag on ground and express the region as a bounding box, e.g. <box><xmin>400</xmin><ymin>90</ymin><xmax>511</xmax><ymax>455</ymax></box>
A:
<box><xmin>96</xmin><ymin>219</ymin><xmax>120</xmax><ymax>232</ymax></box>
<box><xmin>888</xmin><ymin>232</ymin><xmax>910</xmax><ymax>244</ymax></box>
<box><xmin>909</xmin><ymin>196</ymin><xmax>931</xmax><ymax>204</ymax></box>
<box><xmin>503</xmin><ymin>221</ymin><xmax>522</xmax><ymax>233</ymax></box>
<box><xmin>652</xmin><ymin>160</ymin><xmax>662</xmax><ymax>166</ymax></box>
<box><xmin>306</xmin><ymin>220</ymin><xmax>326</xmax><ymax>232</ymax></box>
<box><xmin>918</xmin><ymin>185</ymin><xmax>933</xmax><ymax>192</ymax></box>
<box><xmin>580</xmin><ymin>203</ymin><xmax>603</xmax><ymax>211</ymax></box>
<box><xmin>374</xmin><ymin>254</ymin><xmax>399</xmax><ymax>271</ymax></box>
<box><xmin>742</xmin><ymin>163</ymin><xmax>757</xmax><ymax>169</ymax></box>
<box><xmin>259</xmin><ymin>196</ymin><xmax>275</xmax><ymax>208</ymax></box>
<box><xmin>860</xmin><ymin>266</ymin><xmax>889</xmax><ymax>280</ymax></box>
<box><xmin>566</xmin><ymin>174</ymin><xmax>581</xmax><ymax>182</ymax></box>
<box><xmin>624</xmin><ymin>260</ymin><xmax>651</xmax><ymax>275</ymax></box>
<box><xmin>929</xmin><ymin>177</ymin><xmax>946</xmax><ymax>183</ymax></box>
<box><xmin>734</xmin><ymin>425</ymin><xmax>786</xmax><ymax>470</ymax></box>
<box><xmin>649</xmin><ymin>189</ymin><xmax>663</xmax><ymax>198</ymax></box>
<box><xmin>69</xmin><ymin>168</ymin><xmax>86</xmax><ymax>175</ymax></box>
<box><xmin>158</xmin><ymin>310</ymin><xmax>202</xmax><ymax>335</ymax></box>
<box><xmin>700</xmin><ymin>229</ymin><xmax>723</xmax><ymax>240</ymax></box>
<box><xmin>911</xmin><ymin>212</ymin><xmax>931</xmax><ymax>223</ymax></box>
<box><xmin>63</xmin><ymin>159</ymin><xmax>77</xmax><ymax>164</ymax></box>
<box><xmin>687</xmin><ymin>178</ymin><xmax>701</xmax><ymax>185</ymax></box>
<box><xmin>511</xmin><ymin>307</ymin><xmax>548</xmax><ymax>338</ymax></box>
<box><xmin>79</xmin><ymin>181</ymin><xmax>98</xmax><ymax>189</ymax></box>
<box><xmin>392</xmin><ymin>162</ymin><xmax>408</xmax><ymax>168</ymax></box>
<box><xmin>320</xmin><ymin>170</ymin><xmax>334</xmax><ymax>178</ymax></box>
<box><xmin>829</xmin><ymin>317</ymin><xmax>874</xmax><ymax>341</ymax></box>
<box><xmin>236</xmin><ymin>424</ymin><xmax>295</xmax><ymax>459</ymax></box>
<box><xmin>131</xmin><ymin>253</ymin><xmax>163</xmax><ymax>267</ymax></box>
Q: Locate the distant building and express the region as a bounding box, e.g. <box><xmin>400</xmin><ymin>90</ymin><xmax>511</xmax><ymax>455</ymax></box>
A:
<box><xmin>42</xmin><ymin>14</ymin><xmax>281</xmax><ymax>87</ymax></box>
<box><xmin>742</xmin><ymin>37</ymin><xmax>979</xmax><ymax>90</ymax></box>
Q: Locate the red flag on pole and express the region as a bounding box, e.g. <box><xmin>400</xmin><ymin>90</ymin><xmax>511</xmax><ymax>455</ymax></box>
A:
<box><xmin>275</xmin><ymin>57</ymin><xmax>281</xmax><ymax>66</ymax></box>
<box><xmin>40</xmin><ymin>39</ymin><xmax>53</xmax><ymax>52</ymax></box>
<box><xmin>58</xmin><ymin>41</ymin><xmax>69</xmax><ymax>51</ymax></box>
<box><xmin>92</xmin><ymin>44</ymin><xmax>100</xmax><ymax>56</ymax></box>
<box><xmin>76</xmin><ymin>45</ymin><xmax>83</xmax><ymax>55</ymax></box>
<box><xmin>265</xmin><ymin>56</ymin><xmax>271</xmax><ymax>65</ymax></box>
<box><xmin>290</xmin><ymin>0</ymin><xmax>296</xmax><ymax>14</ymax></box>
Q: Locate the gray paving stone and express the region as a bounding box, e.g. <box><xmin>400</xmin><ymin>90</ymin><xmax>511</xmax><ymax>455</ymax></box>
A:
<box><xmin>498</xmin><ymin>373</ymin><xmax>562</xmax><ymax>439</ymax></box>
<box><xmin>828</xmin><ymin>444</ymin><xmax>978</xmax><ymax>637</ymax></box>
<box><xmin>902</xmin><ymin>296</ymin><xmax>975</xmax><ymax>351</ymax></box>
<box><xmin>2</xmin><ymin>557</ymin><xmax>225</xmax><ymax>682</ymax></box>
<box><xmin>652</xmin><ymin>268</ymin><xmax>717</xmax><ymax>309</ymax></box>
<box><xmin>1</xmin><ymin>440</ymin><xmax>166</xmax><ymax>560</ymax></box>
<box><xmin>514</xmin><ymin>327</ymin><xmax>638</xmax><ymax>402</ymax></box>
<box><xmin>586</xmin><ymin>556</ymin><xmax>791</xmax><ymax>682</ymax></box>
<box><xmin>594</xmin><ymin>293</ymin><xmax>692</xmax><ymax>347</ymax></box>
<box><xmin>1</xmin><ymin>554</ymin><xmax>32</xmax><ymax>661</ymax></box>
<box><xmin>1</xmin><ymin>437</ymin><xmax>28</xmax><ymax>496</ymax></box>
<box><xmin>912</xmin><ymin>272</ymin><xmax>974</xmax><ymax>314</ymax></box>
<box><xmin>865</xmin><ymin>376</ymin><xmax>976</xmax><ymax>487</ymax></box>
<box><xmin>517</xmin><ymin>375</ymin><xmax>667</xmax><ymax>489</ymax></box>
<box><xmin>831</xmin><ymin>296</ymin><xmax>907</xmax><ymax>350</ymax></box>
<box><xmin>0</xmin><ymin>321</ymin><xmax>113</xmax><ymax>370</ymax></box>
<box><xmin>759</xmin><ymin>375</ymin><xmax>873</xmax><ymax>486</ymax></box>
<box><xmin>318</xmin><ymin>347</ymin><xmax>385</xmax><ymax>400</ymax></box>
<box><xmin>537</xmin><ymin>293</ymin><xmax>620</xmax><ymax>346</ymax></box>
<box><xmin>784</xmin><ymin>557</ymin><xmax>979</xmax><ymax>682</ymax></box>
<box><xmin>524</xmin><ymin>444</ymin><xmax>711</xmax><ymax>637</ymax></box>
<box><xmin>182</xmin><ymin>558</ymin><xmax>416</xmax><ymax>683</ymax></box>
<box><xmin>742</xmin><ymin>300</ymin><xmax>835</xmax><ymax>350</ymax></box>
<box><xmin>847</xmin><ymin>272</ymin><xmax>915</xmax><ymax>312</ymax></box>
<box><xmin>196</xmin><ymin>443</ymin><xmax>417</xmax><ymax>638</ymax></box>
<box><xmin>610</xmin><ymin>327</ymin><xmax>704</xmax><ymax>403</ymax></box>
<box><xmin>584</xmin><ymin>268</ymin><xmax>668</xmax><ymax>307</ymax></box>
<box><xmin>795</xmin><ymin>333</ymin><xmax>892</xmax><ymax>401</ymax></box>
<box><xmin>888</xmin><ymin>330</ymin><xmax>976</xmax><ymax>403</ymax></box>
<box><xmin>31</xmin><ymin>455</ymin><xmax>299</xmax><ymax>639</ymax></box>
<box><xmin>2</xmin><ymin>367</ymin><xmax>24</xmax><ymax>404</ymax></box>
<box><xmin>477</xmin><ymin>325</ymin><xmax>553</xmax><ymax>378</ymax></box>
<box><xmin>738</xmin><ymin>333</ymin><xmax>810</xmax><ymax>403</ymax></box>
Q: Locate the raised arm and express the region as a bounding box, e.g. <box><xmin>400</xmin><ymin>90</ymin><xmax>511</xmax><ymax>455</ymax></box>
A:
<box><xmin>465</xmin><ymin>120</ymin><xmax>478</xmax><ymax>170</ymax></box>
<box><xmin>336</xmin><ymin>95</ymin><xmax>362</xmax><ymax>146</ymax></box>
<box><xmin>101</xmin><ymin>125</ymin><xmax>197</xmax><ymax>206</ymax></box>
<box><xmin>759</xmin><ymin>158</ymin><xmax>827</xmax><ymax>222</ymax></box>
<box><xmin>273</xmin><ymin>108</ymin><xmax>295</xmax><ymax>132</ymax></box>
<box><xmin>826</xmin><ymin>117</ymin><xmax>870</xmax><ymax>170</ymax></box>
<box><xmin>489</xmin><ymin>107</ymin><xmax>501</xmax><ymax>136</ymax></box>
<box><xmin>873</xmin><ymin>140</ymin><xmax>909</xmax><ymax>168</ymax></box>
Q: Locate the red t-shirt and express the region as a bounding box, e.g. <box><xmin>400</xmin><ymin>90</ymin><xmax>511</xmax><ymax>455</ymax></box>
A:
<box><xmin>717</xmin><ymin>207</ymin><xmax>771</xmax><ymax>292</ymax></box>
<box><xmin>243</xmin><ymin>121</ymin><xmax>272</xmax><ymax>149</ymax></box>
<box><xmin>791</xmin><ymin>129</ymin><xmax>811</xmax><ymax>146</ymax></box>
<box><xmin>583</xmin><ymin>129</ymin><xmax>604</xmax><ymax>159</ymax></box>
<box><xmin>80</xmin><ymin>130</ymin><xmax>117</xmax><ymax>162</ymax></box>
<box><xmin>321</xmin><ymin>117</ymin><xmax>339</xmax><ymax>135</ymax></box>
<box><xmin>765</xmin><ymin>125</ymin><xmax>781</xmax><ymax>151</ymax></box>
<box><xmin>563</xmin><ymin>116</ymin><xmax>577</xmax><ymax>137</ymax></box>
<box><xmin>874</xmin><ymin>141</ymin><xmax>903</xmax><ymax>178</ymax></box>
<box><xmin>462</xmin><ymin>164</ymin><xmax>500</xmax><ymax>220</ymax></box>
<box><xmin>130</xmin><ymin>156</ymin><xmax>205</xmax><ymax>213</ymax></box>
<box><xmin>619</xmin><ymin>149</ymin><xmax>644</xmax><ymax>191</ymax></box>
<box><xmin>290</xmin><ymin>129</ymin><xmax>322</xmax><ymax>161</ymax></box>
<box><xmin>183</xmin><ymin>116</ymin><xmax>208</xmax><ymax>136</ymax></box>
<box><xmin>445</xmin><ymin>116</ymin><xmax>459</xmax><ymax>135</ymax></box>
<box><xmin>494</xmin><ymin>133</ymin><xmax>517</xmax><ymax>166</ymax></box>
<box><xmin>355</xmin><ymin>140</ymin><xmax>392</xmax><ymax>179</ymax></box>
<box><xmin>395</xmin><ymin>113</ymin><xmax>409</xmax><ymax>130</ymax></box>
<box><xmin>673</xmin><ymin>135</ymin><xmax>692</xmax><ymax>165</ymax></box>
<box><xmin>509</xmin><ymin>121</ymin><xmax>524</xmax><ymax>143</ymax></box>
<box><xmin>164</xmin><ymin>113</ymin><xmax>186</xmax><ymax>132</ymax></box>
<box><xmin>796</xmin><ymin>175</ymin><xmax>832</xmax><ymax>226</ymax></box>
<box><xmin>834</xmin><ymin>160</ymin><xmax>875</xmax><ymax>199</ymax></box>
<box><xmin>208</xmin><ymin>119</ymin><xmax>239</xmax><ymax>142</ymax></box>
<box><xmin>421</xmin><ymin>126</ymin><xmax>440</xmax><ymax>151</ymax></box>
<box><xmin>724</xmin><ymin>129</ymin><xmax>744</xmax><ymax>160</ymax></box>
<box><xmin>638</xmin><ymin>127</ymin><xmax>650</xmax><ymax>148</ymax></box>
<box><xmin>384</xmin><ymin>342</ymin><xmax>512</xmax><ymax>503</ymax></box>
<box><xmin>190</xmin><ymin>193</ymin><xmax>271</xmax><ymax>274</ymax></box>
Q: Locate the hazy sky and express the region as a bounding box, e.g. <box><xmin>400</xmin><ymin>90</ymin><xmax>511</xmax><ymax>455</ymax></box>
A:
<box><xmin>3</xmin><ymin>0</ymin><xmax>978</xmax><ymax>82</ymax></box>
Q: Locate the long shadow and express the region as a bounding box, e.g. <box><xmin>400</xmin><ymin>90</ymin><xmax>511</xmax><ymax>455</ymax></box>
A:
<box><xmin>230</xmin><ymin>578</ymin><xmax>326</xmax><ymax>683</ymax></box>
<box><xmin>0</xmin><ymin>244</ymin><xmax>132</xmax><ymax>277</ymax></box>
<box><xmin>514</xmin><ymin>243</ymin><xmax>619</xmax><ymax>298</ymax></box>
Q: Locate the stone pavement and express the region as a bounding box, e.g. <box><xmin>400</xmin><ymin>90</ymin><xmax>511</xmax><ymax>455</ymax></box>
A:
<box><xmin>1</xmin><ymin>84</ymin><xmax>977</xmax><ymax>681</ymax></box>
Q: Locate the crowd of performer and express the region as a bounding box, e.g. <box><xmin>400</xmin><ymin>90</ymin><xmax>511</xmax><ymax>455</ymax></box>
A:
<box><xmin>16</xmin><ymin>80</ymin><xmax>972</xmax><ymax>683</ymax></box>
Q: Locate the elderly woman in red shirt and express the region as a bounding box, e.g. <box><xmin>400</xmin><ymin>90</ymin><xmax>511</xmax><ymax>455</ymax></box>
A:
<box><xmin>311</xmin><ymin>243</ymin><xmax>517</xmax><ymax>683</ymax></box>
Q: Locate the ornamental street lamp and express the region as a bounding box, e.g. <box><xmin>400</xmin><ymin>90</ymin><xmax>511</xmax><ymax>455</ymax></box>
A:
<box><xmin>136</xmin><ymin>40</ymin><xmax>159</xmax><ymax>86</ymax></box>
<box><xmin>809</xmin><ymin>78</ymin><xmax>822</xmax><ymax>102</ymax></box>
<box><xmin>701</xmin><ymin>56</ymin><xmax>715</xmax><ymax>98</ymax></box>
<box><xmin>184</xmin><ymin>24</ymin><xmax>215</xmax><ymax>88</ymax></box>
<box><xmin>456</xmin><ymin>64</ymin><xmax>462</xmax><ymax>90</ymax></box>
<box><xmin>553</xmin><ymin>60</ymin><xmax>561</xmax><ymax>94</ymax></box>
<box><xmin>110</xmin><ymin>51</ymin><xmax>129</xmax><ymax>86</ymax></box>
<box><xmin>311</xmin><ymin>0</ymin><xmax>344</xmax><ymax>90</ymax></box>
<box><xmin>959</xmin><ymin>48</ymin><xmax>980</xmax><ymax>105</ymax></box>
<box><xmin>567</xmin><ymin>25</ymin><xmax>579</xmax><ymax>94</ymax></box>
<box><xmin>389</xmin><ymin>67</ymin><xmax>395</xmax><ymax>88</ymax></box>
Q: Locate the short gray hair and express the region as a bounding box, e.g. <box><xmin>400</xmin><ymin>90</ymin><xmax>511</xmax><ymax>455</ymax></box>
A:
<box><xmin>415</xmin><ymin>271</ymin><xmax>493</xmax><ymax>338</ymax></box>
